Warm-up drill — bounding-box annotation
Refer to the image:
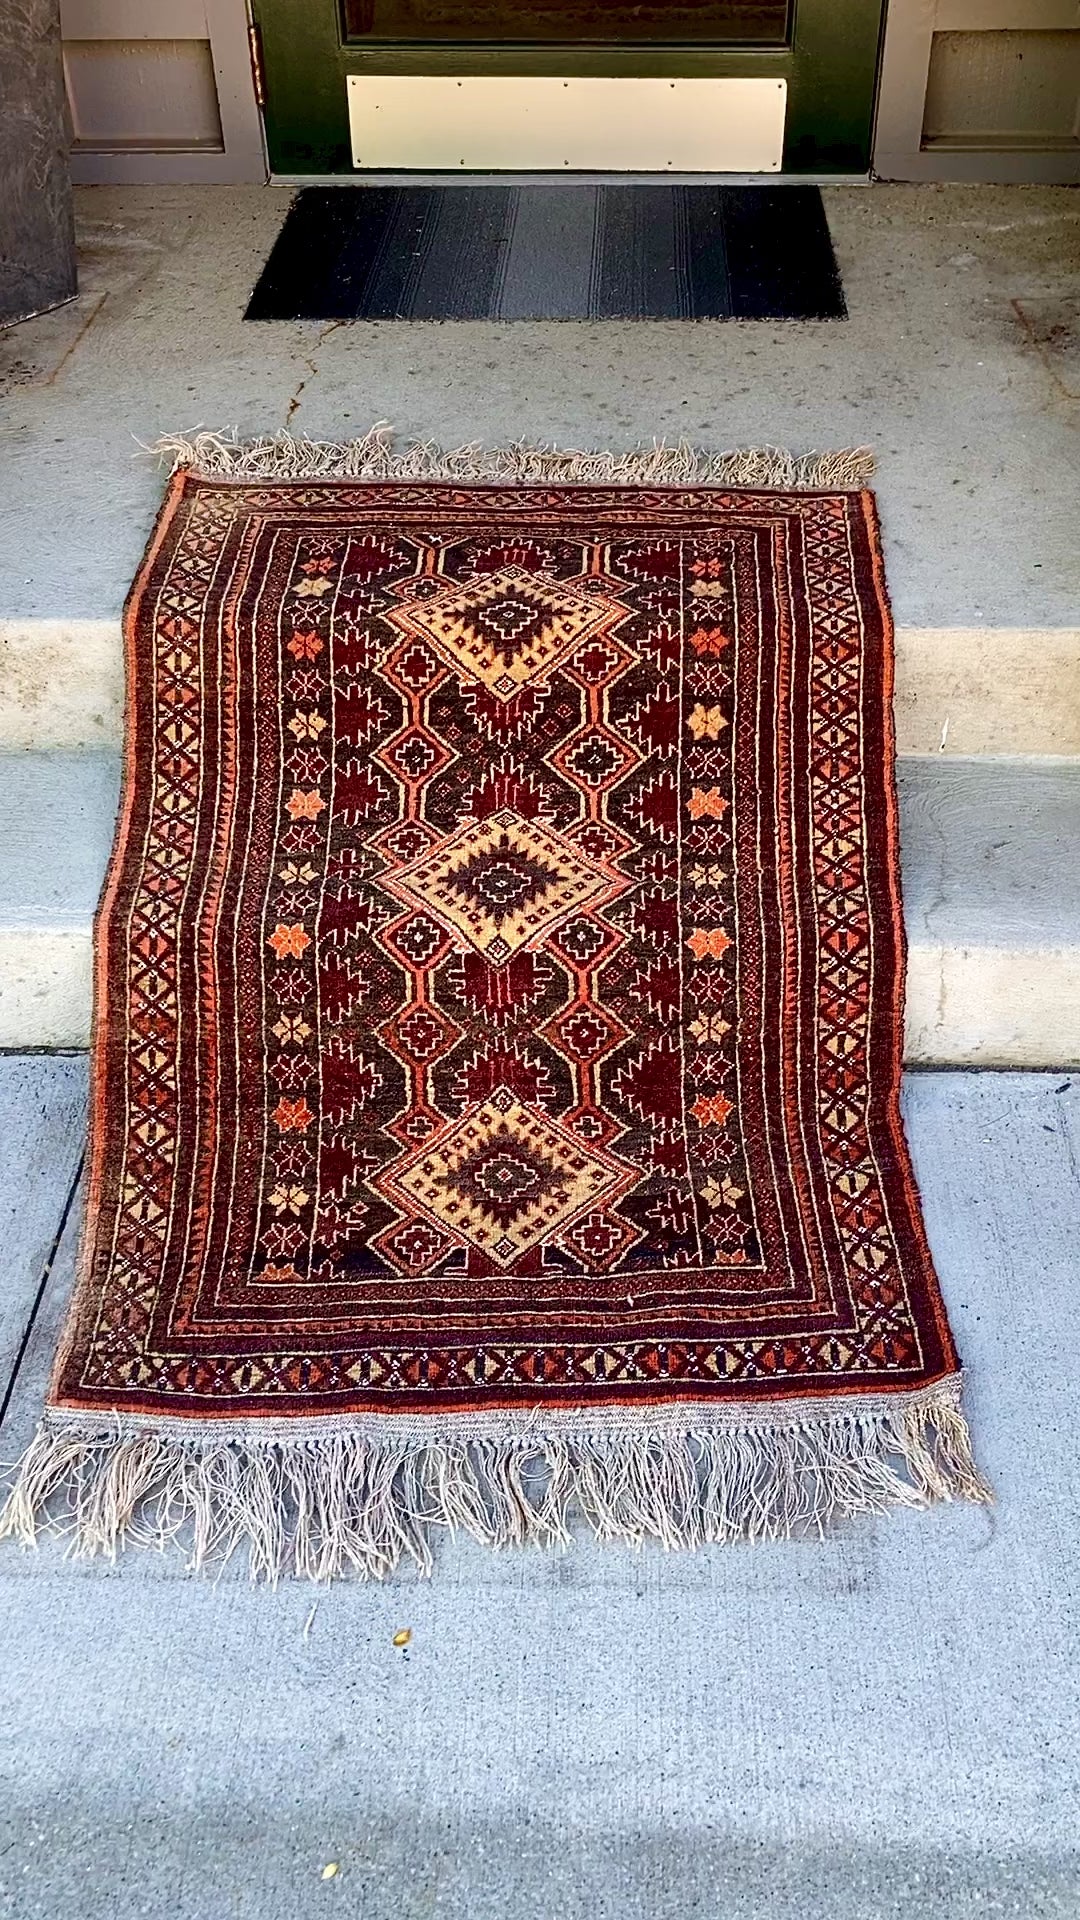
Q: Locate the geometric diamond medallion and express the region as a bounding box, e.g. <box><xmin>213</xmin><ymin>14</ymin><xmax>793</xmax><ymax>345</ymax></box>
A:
<box><xmin>385</xmin><ymin>566</ymin><xmax>630</xmax><ymax>700</ymax></box>
<box><xmin>377</xmin><ymin>1084</ymin><xmax>637</xmax><ymax>1267</ymax></box>
<box><xmin>380</xmin><ymin>806</ymin><xmax>627</xmax><ymax>965</ymax></box>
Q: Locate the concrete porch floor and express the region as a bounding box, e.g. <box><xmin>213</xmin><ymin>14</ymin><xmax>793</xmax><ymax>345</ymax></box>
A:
<box><xmin>0</xmin><ymin>1059</ymin><xmax>1078</xmax><ymax>1920</ymax></box>
<box><xmin>0</xmin><ymin>182</ymin><xmax>1078</xmax><ymax>640</ymax></box>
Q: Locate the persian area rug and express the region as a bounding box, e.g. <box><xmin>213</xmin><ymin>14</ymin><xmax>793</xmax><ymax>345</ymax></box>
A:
<box><xmin>2</xmin><ymin>431</ymin><xmax>987</xmax><ymax>1581</ymax></box>
<box><xmin>245</xmin><ymin>185</ymin><xmax>846</xmax><ymax>323</ymax></box>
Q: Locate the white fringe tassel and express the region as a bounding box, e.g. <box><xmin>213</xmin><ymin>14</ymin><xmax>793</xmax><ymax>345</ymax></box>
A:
<box><xmin>1</xmin><ymin>1383</ymin><xmax>988</xmax><ymax>1584</ymax></box>
<box><xmin>150</xmin><ymin>424</ymin><xmax>874</xmax><ymax>493</ymax></box>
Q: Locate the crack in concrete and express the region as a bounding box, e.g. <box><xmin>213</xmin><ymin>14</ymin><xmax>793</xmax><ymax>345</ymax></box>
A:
<box><xmin>0</xmin><ymin>291</ymin><xmax>107</xmax><ymax>398</ymax></box>
<box><xmin>1010</xmin><ymin>298</ymin><xmax>1080</xmax><ymax>405</ymax></box>
<box><xmin>284</xmin><ymin>321</ymin><xmax>344</xmax><ymax>427</ymax></box>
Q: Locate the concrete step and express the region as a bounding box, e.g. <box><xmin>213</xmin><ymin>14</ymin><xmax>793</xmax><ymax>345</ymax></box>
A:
<box><xmin>2</xmin><ymin>617</ymin><xmax>1078</xmax><ymax>757</ymax></box>
<box><xmin>0</xmin><ymin>750</ymin><xmax>1076</xmax><ymax>1065</ymax></box>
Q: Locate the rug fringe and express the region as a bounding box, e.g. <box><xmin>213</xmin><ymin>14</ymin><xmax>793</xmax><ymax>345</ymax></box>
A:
<box><xmin>148</xmin><ymin>425</ymin><xmax>874</xmax><ymax>492</ymax></box>
<box><xmin>1</xmin><ymin>1381</ymin><xmax>987</xmax><ymax>1584</ymax></box>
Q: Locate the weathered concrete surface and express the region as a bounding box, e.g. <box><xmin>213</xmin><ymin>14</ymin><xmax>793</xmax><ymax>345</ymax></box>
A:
<box><xmin>2</xmin><ymin>184</ymin><xmax>1077</xmax><ymax>754</ymax></box>
<box><xmin>0</xmin><ymin>183</ymin><xmax>1078</xmax><ymax>637</ymax></box>
<box><xmin>0</xmin><ymin>928</ymin><xmax>93</xmax><ymax>1052</ymax></box>
<box><xmin>0</xmin><ymin>1066</ymin><xmax>1078</xmax><ymax>1920</ymax></box>
<box><xmin>0</xmin><ymin>751</ymin><xmax>116</xmax><ymax>1049</ymax></box>
<box><xmin>900</xmin><ymin>759</ymin><xmax>1080</xmax><ymax>1065</ymax></box>
<box><xmin>1</xmin><ymin>749</ymin><xmax>1077</xmax><ymax>1062</ymax></box>
<box><xmin>0</xmin><ymin>0</ymin><xmax>76</xmax><ymax>325</ymax></box>
<box><xmin>0</xmin><ymin>750</ymin><xmax>118</xmax><ymax>932</ymax></box>
<box><xmin>901</xmin><ymin>760</ymin><xmax>1080</xmax><ymax>949</ymax></box>
<box><xmin>0</xmin><ymin>619</ymin><xmax>123</xmax><ymax>750</ymax></box>
<box><xmin>1013</xmin><ymin>297</ymin><xmax>1080</xmax><ymax>400</ymax></box>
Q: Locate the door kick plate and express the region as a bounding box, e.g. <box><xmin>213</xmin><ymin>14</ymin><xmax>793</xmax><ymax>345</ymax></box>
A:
<box><xmin>346</xmin><ymin>75</ymin><xmax>787</xmax><ymax>172</ymax></box>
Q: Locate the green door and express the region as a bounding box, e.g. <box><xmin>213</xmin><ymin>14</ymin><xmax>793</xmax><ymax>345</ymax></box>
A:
<box><xmin>254</xmin><ymin>0</ymin><xmax>886</xmax><ymax>177</ymax></box>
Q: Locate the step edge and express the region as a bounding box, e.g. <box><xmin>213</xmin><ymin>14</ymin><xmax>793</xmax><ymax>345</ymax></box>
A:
<box><xmin>3</xmin><ymin>620</ymin><xmax>1078</xmax><ymax>753</ymax></box>
<box><xmin>1</xmin><ymin>932</ymin><xmax>1078</xmax><ymax>1064</ymax></box>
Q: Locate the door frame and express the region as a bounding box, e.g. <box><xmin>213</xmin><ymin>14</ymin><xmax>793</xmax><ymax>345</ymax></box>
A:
<box><xmin>254</xmin><ymin>0</ymin><xmax>888</xmax><ymax>176</ymax></box>
<box><xmin>60</xmin><ymin>0</ymin><xmax>267</xmax><ymax>184</ymax></box>
<box><xmin>874</xmin><ymin>0</ymin><xmax>1080</xmax><ymax>183</ymax></box>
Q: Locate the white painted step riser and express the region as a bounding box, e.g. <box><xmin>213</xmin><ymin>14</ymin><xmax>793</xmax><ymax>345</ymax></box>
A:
<box><xmin>2</xmin><ymin>619</ymin><xmax>1079</xmax><ymax>756</ymax></box>
<box><xmin>0</xmin><ymin>755</ymin><xmax>1077</xmax><ymax>1066</ymax></box>
<box><xmin>3</xmin><ymin>928</ymin><xmax>1076</xmax><ymax>1065</ymax></box>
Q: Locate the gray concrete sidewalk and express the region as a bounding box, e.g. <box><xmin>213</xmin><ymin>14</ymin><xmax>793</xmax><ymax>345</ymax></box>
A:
<box><xmin>1</xmin><ymin>1061</ymin><xmax>1078</xmax><ymax>1920</ymax></box>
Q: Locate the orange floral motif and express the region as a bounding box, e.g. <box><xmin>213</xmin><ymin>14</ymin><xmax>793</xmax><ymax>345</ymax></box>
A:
<box><xmin>687</xmin><ymin>927</ymin><xmax>731</xmax><ymax>960</ymax></box>
<box><xmin>267</xmin><ymin>922</ymin><xmax>311</xmax><ymax>959</ymax></box>
<box><xmin>285</xmin><ymin>789</ymin><xmax>326</xmax><ymax>822</ymax></box>
<box><xmin>268</xmin><ymin>1184</ymin><xmax>310</xmax><ymax>1215</ymax></box>
<box><xmin>688</xmin><ymin>787</ymin><xmax>729</xmax><ymax>820</ymax></box>
<box><xmin>687</xmin><ymin>704</ymin><xmax>727</xmax><ymax>741</ymax></box>
<box><xmin>286</xmin><ymin>631</ymin><xmax>324</xmax><ymax>660</ymax></box>
<box><xmin>691</xmin><ymin>1093</ymin><xmax>733</xmax><ymax>1127</ymax></box>
<box><xmin>272</xmin><ymin>1097</ymin><xmax>314</xmax><ymax>1133</ymax></box>
<box><xmin>689</xmin><ymin>628</ymin><xmax>730</xmax><ymax>655</ymax></box>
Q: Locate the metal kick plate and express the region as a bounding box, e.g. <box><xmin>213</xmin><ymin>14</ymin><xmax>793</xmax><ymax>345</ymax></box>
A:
<box><xmin>347</xmin><ymin>75</ymin><xmax>787</xmax><ymax>172</ymax></box>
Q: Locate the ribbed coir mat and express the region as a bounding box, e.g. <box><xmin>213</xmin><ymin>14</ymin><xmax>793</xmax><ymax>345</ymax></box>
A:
<box><xmin>246</xmin><ymin>185</ymin><xmax>846</xmax><ymax>322</ymax></box>
<box><xmin>1</xmin><ymin>430</ymin><xmax>987</xmax><ymax>1582</ymax></box>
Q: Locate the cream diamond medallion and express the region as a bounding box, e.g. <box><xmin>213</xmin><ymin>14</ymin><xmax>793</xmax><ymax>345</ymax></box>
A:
<box><xmin>379</xmin><ymin>806</ymin><xmax>627</xmax><ymax>964</ymax></box>
<box><xmin>378</xmin><ymin>1086</ymin><xmax>636</xmax><ymax>1267</ymax></box>
<box><xmin>385</xmin><ymin>566</ymin><xmax>630</xmax><ymax>699</ymax></box>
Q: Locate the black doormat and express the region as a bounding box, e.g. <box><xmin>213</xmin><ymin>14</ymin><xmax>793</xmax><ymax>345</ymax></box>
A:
<box><xmin>246</xmin><ymin>185</ymin><xmax>846</xmax><ymax>322</ymax></box>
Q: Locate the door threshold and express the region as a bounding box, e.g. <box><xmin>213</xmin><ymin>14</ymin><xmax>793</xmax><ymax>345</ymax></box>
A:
<box><xmin>270</xmin><ymin>170</ymin><xmax>872</xmax><ymax>186</ymax></box>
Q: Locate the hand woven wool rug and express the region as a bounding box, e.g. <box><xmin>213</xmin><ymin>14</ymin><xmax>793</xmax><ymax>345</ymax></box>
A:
<box><xmin>2</xmin><ymin>430</ymin><xmax>988</xmax><ymax>1581</ymax></box>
